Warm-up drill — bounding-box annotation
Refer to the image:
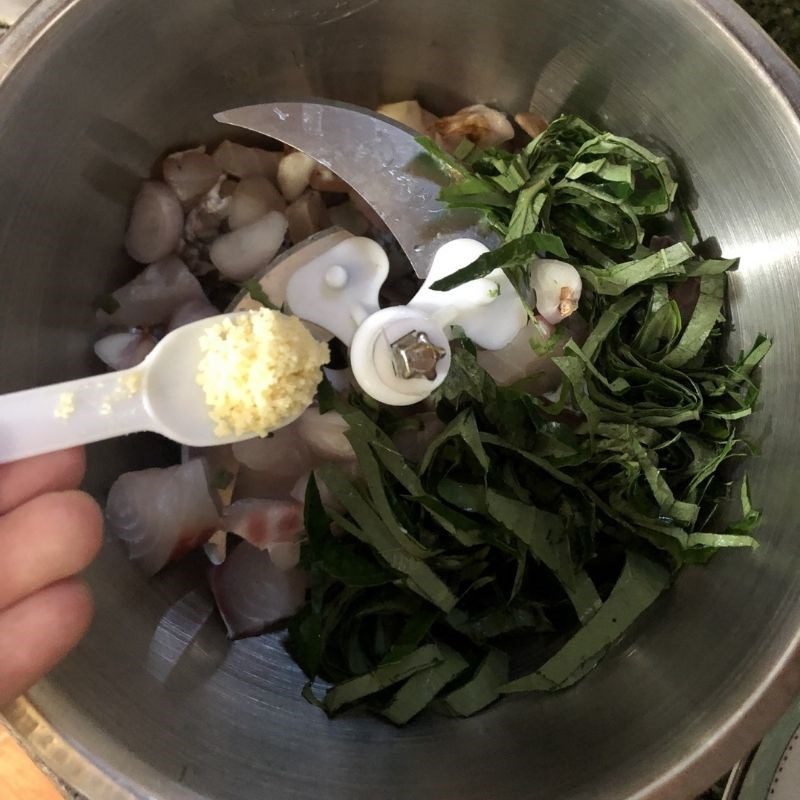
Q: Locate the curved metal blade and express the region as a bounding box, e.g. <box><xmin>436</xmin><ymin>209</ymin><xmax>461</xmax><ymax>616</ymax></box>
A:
<box><xmin>214</xmin><ymin>100</ymin><xmax>497</xmax><ymax>278</ymax></box>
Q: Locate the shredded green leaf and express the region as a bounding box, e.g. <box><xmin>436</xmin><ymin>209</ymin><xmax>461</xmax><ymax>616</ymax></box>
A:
<box><xmin>325</xmin><ymin>644</ymin><xmax>444</xmax><ymax>714</ymax></box>
<box><xmin>381</xmin><ymin>646</ymin><xmax>469</xmax><ymax>725</ymax></box>
<box><xmin>661</xmin><ymin>274</ymin><xmax>724</xmax><ymax>368</ymax></box>
<box><xmin>502</xmin><ymin>551</ymin><xmax>670</xmax><ymax>692</ymax></box>
<box><xmin>240</xmin><ymin>279</ymin><xmax>278</xmax><ymax>309</ymax></box>
<box><xmin>430</xmin><ymin>232</ymin><xmax>568</xmax><ymax>292</ymax></box>
<box><xmin>437</xmin><ymin>649</ymin><xmax>509</xmax><ymax>717</ymax></box>
<box><xmin>578</xmin><ymin>243</ymin><xmax>694</xmax><ymax>296</ymax></box>
<box><xmin>284</xmin><ymin>113</ymin><xmax>770</xmax><ymax>726</ymax></box>
<box><xmin>208</xmin><ymin>467</ymin><xmax>234</xmax><ymax>491</ymax></box>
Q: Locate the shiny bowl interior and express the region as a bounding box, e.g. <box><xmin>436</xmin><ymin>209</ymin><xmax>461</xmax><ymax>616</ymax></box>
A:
<box><xmin>2</xmin><ymin>1</ymin><xmax>800</xmax><ymax>798</ymax></box>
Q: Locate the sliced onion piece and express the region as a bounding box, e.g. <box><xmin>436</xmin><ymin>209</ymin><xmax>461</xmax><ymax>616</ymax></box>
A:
<box><xmin>204</xmin><ymin>530</ymin><xmax>228</xmax><ymax>566</ymax></box>
<box><xmin>232</xmin><ymin>424</ymin><xmax>317</xmax><ymax>488</ymax></box>
<box><xmin>102</xmin><ymin>256</ymin><xmax>206</xmax><ymax>329</ymax></box>
<box><xmin>232</xmin><ymin>466</ymin><xmax>296</xmax><ymax>502</ymax></box>
<box><xmin>477</xmin><ymin>320</ymin><xmax>562</xmax><ymax>391</ymax></box>
<box><xmin>222</xmin><ymin>498</ymin><xmax>303</xmax><ymax>553</ymax></box>
<box><xmin>290</xmin><ymin>471</ymin><xmax>342</xmax><ymax>512</ymax></box>
<box><xmin>195</xmin><ymin>444</ymin><xmax>240</xmax><ymax>564</ymax></box>
<box><xmin>94</xmin><ymin>330</ymin><xmax>156</xmax><ymax>370</ymax></box>
<box><xmin>296</xmin><ymin>407</ymin><xmax>354</xmax><ymax>461</ymax></box>
<box><xmin>209</xmin><ymin>542</ymin><xmax>308</xmax><ymax>639</ymax></box>
<box><xmin>168</xmin><ymin>296</ymin><xmax>219</xmax><ymax>331</ymax></box>
<box><xmin>268</xmin><ymin>541</ymin><xmax>303</xmax><ymax>572</ymax></box>
<box><xmin>323</xmin><ymin>367</ymin><xmax>354</xmax><ymax>394</ymax></box>
<box><xmin>124</xmin><ymin>181</ymin><xmax>184</xmax><ymax>265</ymax></box>
<box><xmin>106</xmin><ymin>459</ymin><xmax>220</xmax><ymax>576</ymax></box>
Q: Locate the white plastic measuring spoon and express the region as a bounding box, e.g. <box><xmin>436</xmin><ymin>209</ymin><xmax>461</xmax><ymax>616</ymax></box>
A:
<box><xmin>0</xmin><ymin>312</ymin><xmax>303</xmax><ymax>464</ymax></box>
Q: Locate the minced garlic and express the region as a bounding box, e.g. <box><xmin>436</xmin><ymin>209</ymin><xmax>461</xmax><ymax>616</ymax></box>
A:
<box><xmin>196</xmin><ymin>309</ymin><xmax>329</xmax><ymax>438</ymax></box>
<box><xmin>54</xmin><ymin>392</ymin><xmax>76</xmax><ymax>420</ymax></box>
<box><xmin>118</xmin><ymin>372</ymin><xmax>142</xmax><ymax>397</ymax></box>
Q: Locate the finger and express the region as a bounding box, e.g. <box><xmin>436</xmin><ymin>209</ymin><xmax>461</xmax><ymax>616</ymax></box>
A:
<box><xmin>0</xmin><ymin>491</ymin><xmax>103</xmax><ymax>611</ymax></box>
<box><xmin>0</xmin><ymin>448</ymin><xmax>86</xmax><ymax>515</ymax></box>
<box><xmin>0</xmin><ymin>579</ymin><xmax>94</xmax><ymax>707</ymax></box>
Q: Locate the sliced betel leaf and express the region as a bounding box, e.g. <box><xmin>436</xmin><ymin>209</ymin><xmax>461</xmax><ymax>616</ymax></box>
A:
<box><xmin>381</xmin><ymin>646</ymin><xmax>469</xmax><ymax>725</ymax></box>
<box><xmin>324</xmin><ymin>644</ymin><xmax>444</xmax><ymax>715</ymax></box>
<box><xmin>438</xmin><ymin>649</ymin><xmax>510</xmax><ymax>718</ymax></box>
<box><xmin>502</xmin><ymin>550</ymin><xmax>669</xmax><ymax>693</ymax></box>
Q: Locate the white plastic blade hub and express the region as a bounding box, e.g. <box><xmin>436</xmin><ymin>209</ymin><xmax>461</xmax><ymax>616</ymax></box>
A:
<box><xmin>285</xmin><ymin>237</ymin><xmax>389</xmax><ymax>345</ymax></box>
<box><xmin>409</xmin><ymin>238</ymin><xmax>527</xmax><ymax>350</ymax></box>
<box><xmin>350</xmin><ymin>307</ymin><xmax>451</xmax><ymax>406</ymax></box>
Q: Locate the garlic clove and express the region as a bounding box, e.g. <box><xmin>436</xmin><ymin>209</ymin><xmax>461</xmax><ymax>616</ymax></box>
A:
<box><xmin>229</xmin><ymin>176</ymin><xmax>286</xmax><ymax>230</ymax></box>
<box><xmin>434</xmin><ymin>104</ymin><xmax>515</xmax><ymax>150</ymax></box>
<box><xmin>277</xmin><ymin>151</ymin><xmax>317</xmax><ymax>202</ymax></box>
<box><xmin>309</xmin><ymin>165</ymin><xmax>350</xmax><ymax>193</ymax></box>
<box><xmin>209</xmin><ymin>210</ymin><xmax>288</xmax><ymax>281</ymax></box>
<box><xmin>212</xmin><ymin>140</ymin><xmax>281</xmax><ymax>180</ymax></box>
<box><xmin>124</xmin><ymin>181</ymin><xmax>183</xmax><ymax>264</ymax></box>
<box><xmin>530</xmin><ymin>259</ymin><xmax>583</xmax><ymax>326</ymax></box>
<box><xmin>377</xmin><ymin>100</ymin><xmax>429</xmax><ymax>134</ymax></box>
<box><xmin>378</xmin><ymin>99</ymin><xmax>444</xmax><ymax>144</ymax></box>
<box><xmin>514</xmin><ymin>112</ymin><xmax>548</xmax><ymax>139</ymax></box>
<box><xmin>286</xmin><ymin>190</ymin><xmax>329</xmax><ymax>244</ymax></box>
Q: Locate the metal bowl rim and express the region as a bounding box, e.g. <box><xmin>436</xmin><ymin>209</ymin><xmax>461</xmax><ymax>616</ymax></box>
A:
<box><xmin>1</xmin><ymin>0</ymin><xmax>799</xmax><ymax>798</ymax></box>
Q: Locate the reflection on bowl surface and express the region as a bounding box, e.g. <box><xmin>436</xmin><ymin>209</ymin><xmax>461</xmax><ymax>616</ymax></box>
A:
<box><xmin>1</xmin><ymin>1</ymin><xmax>800</xmax><ymax>799</ymax></box>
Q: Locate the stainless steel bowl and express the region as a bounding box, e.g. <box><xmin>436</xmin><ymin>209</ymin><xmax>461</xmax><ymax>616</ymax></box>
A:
<box><xmin>1</xmin><ymin>1</ymin><xmax>800</xmax><ymax>798</ymax></box>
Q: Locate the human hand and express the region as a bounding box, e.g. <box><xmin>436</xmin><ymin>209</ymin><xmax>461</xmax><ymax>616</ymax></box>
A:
<box><xmin>0</xmin><ymin>448</ymin><xmax>102</xmax><ymax>707</ymax></box>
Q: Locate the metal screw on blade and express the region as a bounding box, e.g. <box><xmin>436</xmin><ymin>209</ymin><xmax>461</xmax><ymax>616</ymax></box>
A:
<box><xmin>391</xmin><ymin>331</ymin><xmax>447</xmax><ymax>381</ymax></box>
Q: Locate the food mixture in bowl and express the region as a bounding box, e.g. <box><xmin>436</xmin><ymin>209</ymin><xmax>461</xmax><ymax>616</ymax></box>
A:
<box><xmin>98</xmin><ymin>99</ymin><xmax>769</xmax><ymax>725</ymax></box>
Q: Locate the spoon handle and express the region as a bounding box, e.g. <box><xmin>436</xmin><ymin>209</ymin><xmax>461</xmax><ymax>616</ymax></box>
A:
<box><xmin>0</xmin><ymin>367</ymin><xmax>150</xmax><ymax>463</ymax></box>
